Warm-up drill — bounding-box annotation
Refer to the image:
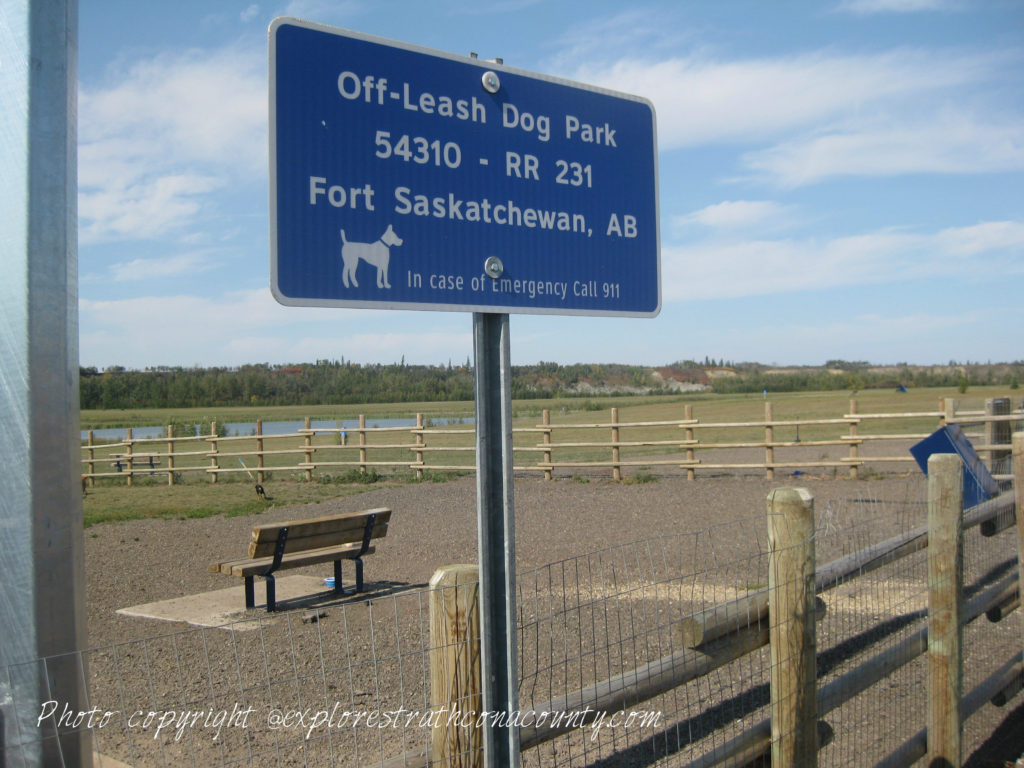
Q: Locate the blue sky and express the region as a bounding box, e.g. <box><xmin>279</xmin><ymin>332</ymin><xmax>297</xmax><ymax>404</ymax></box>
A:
<box><xmin>78</xmin><ymin>0</ymin><xmax>1023</xmax><ymax>369</ymax></box>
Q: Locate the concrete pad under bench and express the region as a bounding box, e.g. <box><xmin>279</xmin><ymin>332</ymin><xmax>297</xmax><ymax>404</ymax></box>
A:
<box><xmin>116</xmin><ymin>576</ymin><xmax>330</xmax><ymax>630</ymax></box>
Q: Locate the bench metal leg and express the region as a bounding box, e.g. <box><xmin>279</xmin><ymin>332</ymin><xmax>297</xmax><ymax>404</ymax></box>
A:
<box><xmin>244</xmin><ymin>576</ymin><xmax>255</xmax><ymax>609</ymax></box>
<box><xmin>354</xmin><ymin>558</ymin><xmax>364</xmax><ymax>593</ymax></box>
<box><xmin>333</xmin><ymin>560</ymin><xmax>343</xmax><ymax>595</ymax></box>
<box><xmin>265</xmin><ymin>573</ymin><xmax>277</xmax><ymax>612</ymax></box>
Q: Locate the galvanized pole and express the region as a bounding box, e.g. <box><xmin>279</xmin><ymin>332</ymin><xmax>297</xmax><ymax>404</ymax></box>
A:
<box><xmin>0</xmin><ymin>0</ymin><xmax>88</xmax><ymax>765</ymax></box>
<box><xmin>472</xmin><ymin>312</ymin><xmax>520</xmax><ymax>768</ymax></box>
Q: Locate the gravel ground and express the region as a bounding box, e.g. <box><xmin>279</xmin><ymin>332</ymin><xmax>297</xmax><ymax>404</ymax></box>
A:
<box><xmin>84</xmin><ymin>471</ymin><xmax>923</xmax><ymax>646</ymax></box>
<box><xmin>77</xmin><ymin>469</ymin><xmax>1024</xmax><ymax>767</ymax></box>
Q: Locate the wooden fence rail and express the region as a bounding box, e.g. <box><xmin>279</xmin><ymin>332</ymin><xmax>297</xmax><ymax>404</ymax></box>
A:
<box><xmin>81</xmin><ymin>395</ymin><xmax>1022</xmax><ymax>486</ymax></box>
<box><xmin>387</xmin><ymin>434</ymin><xmax>1023</xmax><ymax>768</ymax></box>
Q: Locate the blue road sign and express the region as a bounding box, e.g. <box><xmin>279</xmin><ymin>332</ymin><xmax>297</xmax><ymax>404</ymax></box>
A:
<box><xmin>270</xmin><ymin>18</ymin><xmax>660</xmax><ymax>317</ymax></box>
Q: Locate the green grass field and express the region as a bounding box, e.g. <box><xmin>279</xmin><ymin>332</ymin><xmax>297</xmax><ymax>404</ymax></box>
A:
<box><xmin>81</xmin><ymin>384</ymin><xmax>1010</xmax><ymax>431</ymax></box>
<box><xmin>81</xmin><ymin>474</ymin><xmax>413</xmax><ymax>527</ymax></box>
<box><xmin>79</xmin><ymin>400</ymin><xmax>477</xmax><ymax>430</ymax></box>
<box><xmin>81</xmin><ymin>385</ymin><xmax>1017</xmax><ymax>527</ymax></box>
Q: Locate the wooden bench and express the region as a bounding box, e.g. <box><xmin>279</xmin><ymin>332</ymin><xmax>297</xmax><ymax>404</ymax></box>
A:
<box><xmin>109</xmin><ymin>453</ymin><xmax>161</xmax><ymax>472</ymax></box>
<box><xmin>209</xmin><ymin>508</ymin><xmax>391</xmax><ymax>612</ymax></box>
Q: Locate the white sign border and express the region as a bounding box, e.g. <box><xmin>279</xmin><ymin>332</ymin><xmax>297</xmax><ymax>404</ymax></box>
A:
<box><xmin>269</xmin><ymin>16</ymin><xmax>661</xmax><ymax>318</ymax></box>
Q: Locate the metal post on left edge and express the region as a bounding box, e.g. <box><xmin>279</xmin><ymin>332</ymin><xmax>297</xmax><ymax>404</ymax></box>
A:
<box><xmin>0</xmin><ymin>1</ymin><xmax>89</xmax><ymax>765</ymax></box>
<box><xmin>473</xmin><ymin>312</ymin><xmax>520</xmax><ymax>768</ymax></box>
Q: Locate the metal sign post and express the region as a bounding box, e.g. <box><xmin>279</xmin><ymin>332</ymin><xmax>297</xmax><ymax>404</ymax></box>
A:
<box><xmin>473</xmin><ymin>312</ymin><xmax>519</xmax><ymax>768</ymax></box>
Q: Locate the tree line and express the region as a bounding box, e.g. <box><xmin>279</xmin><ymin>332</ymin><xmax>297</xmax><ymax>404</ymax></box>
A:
<box><xmin>78</xmin><ymin>360</ymin><xmax>664</xmax><ymax>409</ymax></box>
<box><xmin>708</xmin><ymin>361</ymin><xmax>1022</xmax><ymax>395</ymax></box>
<box><xmin>79</xmin><ymin>359</ymin><xmax>1022</xmax><ymax>410</ymax></box>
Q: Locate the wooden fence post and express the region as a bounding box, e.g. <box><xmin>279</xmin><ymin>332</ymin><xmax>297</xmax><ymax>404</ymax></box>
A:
<box><xmin>611</xmin><ymin>407</ymin><xmax>621</xmax><ymax>482</ymax></box>
<box><xmin>209</xmin><ymin>421</ymin><xmax>219</xmax><ymax>484</ymax></box>
<box><xmin>303</xmin><ymin>415</ymin><xmax>313</xmax><ymax>481</ymax></box>
<box><xmin>542</xmin><ymin>409</ymin><xmax>552</xmax><ymax>481</ymax></box>
<box><xmin>767</xmin><ymin>487</ymin><xmax>817</xmax><ymax>768</ymax></box>
<box><xmin>430</xmin><ymin>564</ymin><xmax>483</xmax><ymax>768</ymax></box>
<box><xmin>685</xmin><ymin>404</ymin><xmax>695</xmax><ymax>481</ymax></box>
<box><xmin>1013</xmin><ymin>433</ymin><xmax>1024</xmax><ymax>660</ymax></box>
<box><xmin>87</xmin><ymin>430</ymin><xmax>95</xmax><ymax>487</ymax></box>
<box><xmin>943</xmin><ymin>397</ymin><xmax>956</xmax><ymax>425</ymax></box>
<box><xmin>167</xmin><ymin>425</ymin><xmax>175</xmax><ymax>486</ymax></box>
<box><xmin>359</xmin><ymin>414</ymin><xmax>367</xmax><ymax>475</ymax></box>
<box><xmin>125</xmin><ymin>427</ymin><xmax>134</xmax><ymax>487</ymax></box>
<box><xmin>256</xmin><ymin>419</ymin><xmax>264</xmax><ymax>484</ymax></box>
<box><xmin>415</xmin><ymin>413</ymin><xmax>425</xmax><ymax>480</ymax></box>
<box><xmin>848</xmin><ymin>399</ymin><xmax>859</xmax><ymax>480</ymax></box>
<box><xmin>985</xmin><ymin>397</ymin><xmax>1011</xmax><ymax>474</ymax></box>
<box><xmin>765</xmin><ymin>402</ymin><xmax>775</xmax><ymax>481</ymax></box>
<box><xmin>927</xmin><ymin>452</ymin><xmax>964</xmax><ymax>767</ymax></box>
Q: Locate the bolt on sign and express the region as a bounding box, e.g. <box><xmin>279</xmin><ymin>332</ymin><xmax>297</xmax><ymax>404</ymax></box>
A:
<box><xmin>270</xmin><ymin>18</ymin><xmax>660</xmax><ymax>317</ymax></box>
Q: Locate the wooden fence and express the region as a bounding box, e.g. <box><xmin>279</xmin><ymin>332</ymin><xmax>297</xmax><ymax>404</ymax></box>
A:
<box><xmin>391</xmin><ymin>434</ymin><xmax>1024</xmax><ymax>767</ymax></box>
<box><xmin>81</xmin><ymin>396</ymin><xmax>1023</xmax><ymax>486</ymax></box>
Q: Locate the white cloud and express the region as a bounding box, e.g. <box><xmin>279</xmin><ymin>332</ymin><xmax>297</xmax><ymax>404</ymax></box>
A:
<box><xmin>663</xmin><ymin>220</ymin><xmax>1024</xmax><ymax>301</ymax></box>
<box><xmin>279</xmin><ymin>0</ymin><xmax>363</xmax><ymax>22</ymax></box>
<box><xmin>549</xmin><ymin>9</ymin><xmax>690</xmax><ymax>70</ymax></box>
<box><xmin>79</xmin><ymin>45</ymin><xmax>266</xmax><ymax>244</ymax></box>
<box><xmin>572</xmin><ymin>49</ymin><xmax>991</xmax><ymax>149</ymax></box>
<box><xmin>83</xmin><ymin>290</ymin><xmax>330</xmax><ymax>333</ymax></box>
<box><xmin>81</xmin><ymin>46</ymin><xmax>266</xmax><ymax>173</ymax></box>
<box><xmin>835</xmin><ymin>0</ymin><xmax>964</xmax><ymax>13</ymax></box>
<box><xmin>79</xmin><ymin>290</ymin><xmax>472</xmax><ymax>367</ymax></box>
<box><xmin>675</xmin><ymin>200</ymin><xmax>796</xmax><ymax>231</ymax></box>
<box><xmin>726</xmin><ymin>310</ymin><xmax>965</xmax><ymax>346</ymax></box>
<box><xmin>79</xmin><ymin>172</ymin><xmax>225</xmax><ymax>243</ymax></box>
<box><xmin>240</xmin><ymin>4</ymin><xmax>261</xmax><ymax>22</ymax></box>
<box><xmin>568</xmin><ymin>44</ymin><xmax>1019</xmax><ymax>185</ymax></box>
<box><xmin>456</xmin><ymin>0</ymin><xmax>547</xmax><ymax>15</ymax></box>
<box><xmin>109</xmin><ymin>252</ymin><xmax>221</xmax><ymax>282</ymax></box>
<box><xmin>934</xmin><ymin>220</ymin><xmax>1024</xmax><ymax>256</ymax></box>
<box><xmin>707</xmin><ymin>309</ymin><xmax>978</xmax><ymax>367</ymax></box>
<box><xmin>743</xmin><ymin>113</ymin><xmax>1024</xmax><ymax>186</ymax></box>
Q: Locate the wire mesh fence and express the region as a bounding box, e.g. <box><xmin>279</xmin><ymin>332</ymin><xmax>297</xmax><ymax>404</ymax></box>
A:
<box><xmin>3</xmin><ymin>589</ymin><xmax>438</xmax><ymax>767</ymax></box>
<box><xmin>516</xmin><ymin>514</ymin><xmax>771</xmax><ymax>767</ymax></box>
<box><xmin>3</xmin><ymin>478</ymin><xmax>1022</xmax><ymax>767</ymax></box>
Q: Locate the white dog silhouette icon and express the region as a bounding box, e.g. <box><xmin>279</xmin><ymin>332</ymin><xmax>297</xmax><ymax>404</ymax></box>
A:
<box><xmin>341</xmin><ymin>224</ymin><xmax>403</xmax><ymax>289</ymax></box>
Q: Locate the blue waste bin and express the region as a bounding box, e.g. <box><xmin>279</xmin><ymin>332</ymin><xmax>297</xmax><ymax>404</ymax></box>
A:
<box><xmin>909</xmin><ymin>425</ymin><xmax>999</xmax><ymax>509</ymax></box>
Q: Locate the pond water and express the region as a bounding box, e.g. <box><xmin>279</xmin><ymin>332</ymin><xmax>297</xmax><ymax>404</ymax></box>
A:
<box><xmin>81</xmin><ymin>416</ymin><xmax>473</xmax><ymax>442</ymax></box>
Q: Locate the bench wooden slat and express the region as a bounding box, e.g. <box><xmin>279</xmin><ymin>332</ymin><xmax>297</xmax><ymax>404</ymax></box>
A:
<box><xmin>210</xmin><ymin>544</ymin><xmax>377</xmax><ymax>578</ymax></box>
<box><xmin>249</xmin><ymin>508</ymin><xmax>390</xmax><ymax>545</ymax></box>
<box><xmin>249</xmin><ymin>507</ymin><xmax>391</xmax><ymax>540</ymax></box>
<box><xmin>248</xmin><ymin>508</ymin><xmax>391</xmax><ymax>558</ymax></box>
<box><xmin>248</xmin><ymin>525</ymin><xmax>388</xmax><ymax>559</ymax></box>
